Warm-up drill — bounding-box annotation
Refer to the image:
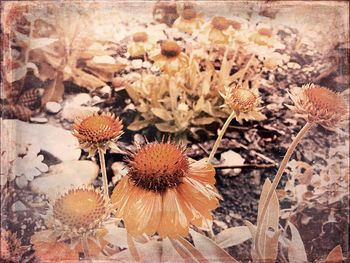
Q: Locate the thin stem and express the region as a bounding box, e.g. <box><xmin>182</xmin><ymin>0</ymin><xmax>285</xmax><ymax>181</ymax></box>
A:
<box><xmin>81</xmin><ymin>234</ymin><xmax>90</xmax><ymax>260</ymax></box>
<box><xmin>98</xmin><ymin>148</ymin><xmax>109</xmax><ymax>199</ymax></box>
<box><xmin>238</xmin><ymin>53</ymin><xmax>254</xmax><ymax>87</ymax></box>
<box><xmin>255</xmin><ymin>122</ymin><xmax>314</xmax><ymax>258</ymax></box>
<box><xmin>208</xmin><ymin>110</ymin><xmax>236</xmax><ymax>163</ymax></box>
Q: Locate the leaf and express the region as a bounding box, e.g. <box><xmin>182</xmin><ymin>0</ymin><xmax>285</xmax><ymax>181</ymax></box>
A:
<box><xmin>151</xmin><ymin>108</ymin><xmax>173</xmax><ymax>121</ymax></box>
<box><xmin>215</xmin><ymin>226</ymin><xmax>252</xmax><ymax>248</ymax></box>
<box><xmin>70</xmin><ymin>68</ymin><xmax>106</xmax><ymax>91</ymax></box>
<box><xmin>253</xmin><ymin>179</ymin><xmax>281</xmax><ymax>262</ymax></box>
<box><xmin>287</xmin><ymin>222</ymin><xmax>308</xmax><ymax>263</ymax></box>
<box><xmin>191</xmin><ymin>117</ymin><xmax>216</xmax><ymax>126</ymax></box>
<box><xmin>102</xmin><ymin>222</ymin><xmax>128</xmax><ymax>249</ymax></box>
<box><xmin>41</xmin><ymin>72</ymin><xmax>64</xmax><ymax>104</ymax></box>
<box><xmin>155</xmin><ymin>123</ymin><xmax>179</xmax><ymax>133</ymax></box>
<box><xmin>127</xmin><ymin>119</ymin><xmax>150</xmax><ymax>131</ymax></box>
<box><xmin>171</xmin><ymin>237</ymin><xmax>208</xmax><ymax>263</ymax></box>
<box><xmin>5</xmin><ymin>63</ymin><xmax>39</xmax><ymax>83</ymax></box>
<box><xmin>194</xmin><ymin>96</ymin><xmax>205</xmax><ymax>112</ymax></box>
<box><xmin>30</xmin><ymin>38</ymin><xmax>58</xmax><ymax>50</ymax></box>
<box><xmin>161</xmin><ymin>238</ymin><xmax>185</xmax><ymax>263</ymax></box>
<box><xmin>190</xmin><ymin>230</ymin><xmax>239</xmax><ymax>263</ymax></box>
<box><xmin>325</xmin><ymin>245</ymin><xmax>343</xmax><ymax>263</ymax></box>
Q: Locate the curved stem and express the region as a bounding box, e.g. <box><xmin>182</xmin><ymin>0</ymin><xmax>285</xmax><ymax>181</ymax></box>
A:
<box><xmin>208</xmin><ymin>110</ymin><xmax>236</xmax><ymax>163</ymax></box>
<box><xmin>98</xmin><ymin>148</ymin><xmax>109</xmax><ymax>199</ymax></box>
<box><xmin>255</xmin><ymin>122</ymin><xmax>314</xmax><ymax>258</ymax></box>
<box><xmin>237</xmin><ymin>53</ymin><xmax>254</xmax><ymax>87</ymax></box>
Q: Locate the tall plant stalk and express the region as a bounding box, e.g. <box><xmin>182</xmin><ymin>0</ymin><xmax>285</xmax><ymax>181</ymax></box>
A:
<box><xmin>98</xmin><ymin>148</ymin><xmax>109</xmax><ymax>199</ymax></box>
<box><xmin>255</xmin><ymin>121</ymin><xmax>314</xmax><ymax>257</ymax></box>
<box><xmin>208</xmin><ymin>111</ymin><xmax>236</xmax><ymax>163</ymax></box>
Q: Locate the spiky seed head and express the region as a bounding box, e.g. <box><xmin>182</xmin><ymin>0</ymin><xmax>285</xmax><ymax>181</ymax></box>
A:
<box><xmin>258</xmin><ymin>27</ymin><xmax>272</xmax><ymax>37</ymax></box>
<box><xmin>132</xmin><ymin>32</ymin><xmax>148</xmax><ymax>43</ymax></box>
<box><xmin>53</xmin><ymin>188</ymin><xmax>109</xmax><ymax>234</ymax></box>
<box><xmin>1</xmin><ymin>229</ymin><xmax>26</xmax><ymax>262</ymax></box>
<box><xmin>72</xmin><ymin>112</ymin><xmax>123</xmax><ymax>156</ymax></box>
<box><xmin>289</xmin><ymin>84</ymin><xmax>349</xmax><ymax>129</ymax></box>
<box><xmin>182</xmin><ymin>8</ymin><xmax>197</xmax><ymax>20</ymax></box>
<box><xmin>160</xmin><ymin>40</ymin><xmax>182</xmax><ymax>58</ymax></box>
<box><xmin>226</xmin><ymin>88</ymin><xmax>258</xmax><ymax>112</ymax></box>
<box><xmin>211</xmin><ymin>16</ymin><xmax>230</xmax><ymax>31</ymax></box>
<box><xmin>127</xmin><ymin>141</ymin><xmax>189</xmax><ymax>192</ymax></box>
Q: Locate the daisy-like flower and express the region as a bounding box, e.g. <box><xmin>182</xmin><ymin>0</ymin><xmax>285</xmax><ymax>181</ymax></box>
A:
<box><xmin>72</xmin><ymin>112</ymin><xmax>123</xmax><ymax>157</ymax></box>
<box><xmin>151</xmin><ymin>40</ymin><xmax>189</xmax><ymax>75</ymax></box>
<box><xmin>206</xmin><ymin>16</ymin><xmax>233</xmax><ymax>45</ymax></box>
<box><xmin>111</xmin><ymin>140</ymin><xmax>220</xmax><ymax>237</ymax></box>
<box><xmin>128</xmin><ymin>32</ymin><xmax>155</xmax><ymax>58</ymax></box>
<box><xmin>172</xmin><ymin>8</ymin><xmax>204</xmax><ymax>34</ymax></box>
<box><xmin>222</xmin><ymin>86</ymin><xmax>266</xmax><ymax>123</ymax></box>
<box><xmin>53</xmin><ymin>187</ymin><xmax>110</xmax><ymax>235</ymax></box>
<box><xmin>288</xmin><ymin>83</ymin><xmax>349</xmax><ymax>130</ymax></box>
<box><xmin>1</xmin><ymin>229</ymin><xmax>28</xmax><ymax>262</ymax></box>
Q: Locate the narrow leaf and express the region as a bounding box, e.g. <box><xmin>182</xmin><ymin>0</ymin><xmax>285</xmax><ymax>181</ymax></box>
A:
<box><xmin>288</xmin><ymin>222</ymin><xmax>307</xmax><ymax>263</ymax></box>
<box><xmin>325</xmin><ymin>245</ymin><xmax>343</xmax><ymax>263</ymax></box>
<box><xmin>215</xmin><ymin>226</ymin><xmax>252</xmax><ymax>248</ymax></box>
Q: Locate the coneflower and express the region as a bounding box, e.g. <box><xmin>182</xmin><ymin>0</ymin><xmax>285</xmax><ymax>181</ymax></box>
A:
<box><xmin>172</xmin><ymin>8</ymin><xmax>204</xmax><ymax>34</ymax></box>
<box><xmin>151</xmin><ymin>40</ymin><xmax>189</xmax><ymax>75</ymax></box>
<box><xmin>128</xmin><ymin>32</ymin><xmax>154</xmax><ymax>58</ymax></box>
<box><xmin>255</xmin><ymin>83</ymin><xmax>348</xmax><ymax>258</ymax></box>
<box><xmin>73</xmin><ymin>112</ymin><xmax>123</xmax><ymax>198</ymax></box>
<box><xmin>1</xmin><ymin>229</ymin><xmax>28</xmax><ymax>262</ymax></box>
<box><xmin>111</xmin><ymin>140</ymin><xmax>220</xmax><ymax>237</ymax></box>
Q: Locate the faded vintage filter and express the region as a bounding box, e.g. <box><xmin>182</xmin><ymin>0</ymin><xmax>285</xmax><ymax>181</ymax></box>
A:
<box><xmin>0</xmin><ymin>1</ymin><xmax>349</xmax><ymax>262</ymax></box>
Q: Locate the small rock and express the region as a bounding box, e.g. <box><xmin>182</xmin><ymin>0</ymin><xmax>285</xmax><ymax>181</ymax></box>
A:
<box><xmin>61</xmin><ymin>106</ymin><xmax>99</xmax><ymax>122</ymax></box>
<box><xmin>92</xmin><ymin>55</ymin><xmax>116</xmax><ymax>64</ymax></box>
<box><xmin>15</xmin><ymin>175</ymin><xmax>28</xmax><ymax>189</ymax></box>
<box><xmin>142</xmin><ymin>61</ymin><xmax>152</xmax><ymax>68</ymax></box>
<box><xmin>131</xmin><ymin>59</ymin><xmax>143</xmax><ymax>69</ymax></box>
<box><xmin>112</xmin><ymin>77</ymin><xmax>125</xmax><ymax>88</ymax></box>
<box><xmin>11</xmin><ymin>201</ymin><xmax>27</xmax><ymax>212</ymax></box>
<box><xmin>70</xmin><ymin>93</ymin><xmax>91</xmax><ymax>106</ymax></box>
<box><xmin>214</xmin><ymin>220</ymin><xmax>228</xmax><ymax>229</ymax></box>
<box><xmin>30</xmin><ymin>160</ymin><xmax>99</xmax><ymax>201</ymax></box>
<box><xmin>287</xmin><ymin>62</ymin><xmax>301</xmax><ymax>70</ymax></box>
<box><xmin>220</xmin><ymin>150</ymin><xmax>245</xmax><ymax>175</ymax></box>
<box><xmin>150</xmin><ymin>65</ymin><xmax>160</xmax><ymax>73</ymax></box>
<box><xmin>99</xmin><ymin>85</ymin><xmax>112</xmax><ymax>97</ymax></box>
<box><xmin>45</xmin><ymin>102</ymin><xmax>62</xmax><ymax>114</ymax></box>
<box><xmin>30</xmin><ymin>117</ymin><xmax>48</xmax><ymax>124</ymax></box>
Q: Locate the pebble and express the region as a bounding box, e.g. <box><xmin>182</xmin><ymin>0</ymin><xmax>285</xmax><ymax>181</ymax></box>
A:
<box><xmin>61</xmin><ymin>105</ymin><xmax>99</xmax><ymax>122</ymax></box>
<box><xmin>111</xmin><ymin>162</ymin><xmax>128</xmax><ymax>184</ymax></box>
<box><xmin>30</xmin><ymin>117</ymin><xmax>48</xmax><ymax>124</ymax></box>
<box><xmin>112</xmin><ymin>77</ymin><xmax>125</xmax><ymax>88</ymax></box>
<box><xmin>287</xmin><ymin>62</ymin><xmax>301</xmax><ymax>69</ymax></box>
<box><xmin>142</xmin><ymin>61</ymin><xmax>152</xmax><ymax>68</ymax></box>
<box><xmin>150</xmin><ymin>65</ymin><xmax>160</xmax><ymax>73</ymax></box>
<box><xmin>70</xmin><ymin>93</ymin><xmax>91</xmax><ymax>106</ymax></box>
<box><xmin>45</xmin><ymin>101</ymin><xmax>62</xmax><ymax>114</ymax></box>
<box><xmin>99</xmin><ymin>85</ymin><xmax>112</xmax><ymax>97</ymax></box>
<box><xmin>30</xmin><ymin>160</ymin><xmax>99</xmax><ymax>201</ymax></box>
<box><xmin>15</xmin><ymin>175</ymin><xmax>28</xmax><ymax>189</ymax></box>
<box><xmin>91</xmin><ymin>95</ymin><xmax>102</xmax><ymax>104</ymax></box>
<box><xmin>11</xmin><ymin>201</ymin><xmax>27</xmax><ymax>212</ymax></box>
<box><xmin>131</xmin><ymin>59</ymin><xmax>143</xmax><ymax>69</ymax></box>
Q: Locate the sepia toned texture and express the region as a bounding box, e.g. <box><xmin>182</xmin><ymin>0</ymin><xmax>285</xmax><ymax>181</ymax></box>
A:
<box><xmin>0</xmin><ymin>1</ymin><xmax>349</xmax><ymax>262</ymax></box>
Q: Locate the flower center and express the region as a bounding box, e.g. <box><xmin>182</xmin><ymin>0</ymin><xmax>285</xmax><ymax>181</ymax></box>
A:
<box><xmin>258</xmin><ymin>28</ymin><xmax>272</xmax><ymax>38</ymax></box>
<box><xmin>128</xmin><ymin>142</ymin><xmax>189</xmax><ymax>192</ymax></box>
<box><xmin>211</xmin><ymin>16</ymin><xmax>230</xmax><ymax>31</ymax></box>
<box><xmin>160</xmin><ymin>40</ymin><xmax>182</xmax><ymax>58</ymax></box>
<box><xmin>182</xmin><ymin>9</ymin><xmax>196</xmax><ymax>20</ymax></box>
<box><xmin>228</xmin><ymin>88</ymin><xmax>257</xmax><ymax>112</ymax></box>
<box><xmin>132</xmin><ymin>32</ymin><xmax>148</xmax><ymax>43</ymax></box>
<box><xmin>304</xmin><ymin>86</ymin><xmax>347</xmax><ymax>114</ymax></box>
<box><xmin>53</xmin><ymin>189</ymin><xmax>107</xmax><ymax>231</ymax></box>
<box><xmin>228</xmin><ymin>19</ymin><xmax>241</xmax><ymax>30</ymax></box>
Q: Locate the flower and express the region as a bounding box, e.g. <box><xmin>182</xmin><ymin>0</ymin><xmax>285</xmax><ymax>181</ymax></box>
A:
<box><xmin>111</xmin><ymin>140</ymin><xmax>220</xmax><ymax>237</ymax></box>
<box><xmin>288</xmin><ymin>83</ymin><xmax>349</xmax><ymax>130</ymax></box>
<box><xmin>53</xmin><ymin>187</ymin><xmax>110</xmax><ymax>235</ymax></box>
<box><xmin>151</xmin><ymin>40</ymin><xmax>189</xmax><ymax>75</ymax></box>
<box><xmin>172</xmin><ymin>8</ymin><xmax>204</xmax><ymax>34</ymax></box>
<box><xmin>128</xmin><ymin>32</ymin><xmax>155</xmax><ymax>58</ymax></box>
<box><xmin>72</xmin><ymin>112</ymin><xmax>123</xmax><ymax>157</ymax></box>
<box><xmin>206</xmin><ymin>16</ymin><xmax>233</xmax><ymax>45</ymax></box>
<box><xmin>1</xmin><ymin>229</ymin><xmax>28</xmax><ymax>262</ymax></box>
<box><xmin>222</xmin><ymin>86</ymin><xmax>266</xmax><ymax>123</ymax></box>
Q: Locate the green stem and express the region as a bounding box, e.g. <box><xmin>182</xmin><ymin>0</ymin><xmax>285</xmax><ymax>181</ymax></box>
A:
<box><xmin>208</xmin><ymin>110</ymin><xmax>236</xmax><ymax>163</ymax></box>
<box><xmin>98</xmin><ymin>148</ymin><xmax>109</xmax><ymax>199</ymax></box>
<box><xmin>255</xmin><ymin>122</ymin><xmax>314</xmax><ymax>258</ymax></box>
